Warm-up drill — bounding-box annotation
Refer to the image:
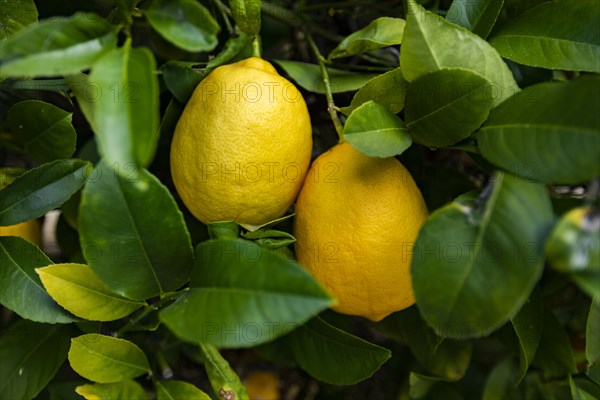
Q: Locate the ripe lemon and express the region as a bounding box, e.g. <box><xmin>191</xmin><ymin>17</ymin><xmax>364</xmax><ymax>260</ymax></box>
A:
<box><xmin>170</xmin><ymin>57</ymin><xmax>312</xmax><ymax>226</ymax></box>
<box><xmin>0</xmin><ymin>220</ymin><xmax>42</xmax><ymax>246</ymax></box>
<box><xmin>294</xmin><ymin>142</ymin><xmax>428</xmax><ymax>321</ymax></box>
<box><xmin>244</xmin><ymin>371</ymin><xmax>280</xmax><ymax>400</ymax></box>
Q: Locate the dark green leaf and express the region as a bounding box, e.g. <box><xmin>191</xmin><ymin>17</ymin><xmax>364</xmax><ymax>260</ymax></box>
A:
<box><xmin>478</xmin><ymin>76</ymin><xmax>600</xmax><ymax>184</ymax></box>
<box><xmin>532</xmin><ymin>306</ymin><xmax>577</xmax><ymax>378</ymax></box>
<box><xmin>482</xmin><ymin>357</ymin><xmax>522</xmax><ymax>400</ymax></box>
<box><xmin>48</xmin><ymin>381</ymin><xmax>86</xmax><ymax>400</ymax></box>
<box><xmin>570</xmin><ymin>376</ymin><xmax>600</xmax><ymax>400</ymax></box>
<box><xmin>511</xmin><ymin>287</ymin><xmax>544</xmax><ymax>384</ymax></box>
<box><xmin>142</xmin><ymin>0</ymin><xmax>220</xmax><ymax>52</ymax></box>
<box><xmin>340</xmin><ymin>67</ymin><xmax>407</xmax><ymax>115</ymax></box>
<box><xmin>490</xmin><ymin>0</ymin><xmax>600</xmax><ymax>72</ymax></box>
<box><xmin>329</xmin><ymin>17</ymin><xmax>405</xmax><ymax>60</ymax></box>
<box><xmin>0</xmin><ymin>237</ymin><xmax>76</xmax><ymax>323</ymax></box>
<box><xmin>412</xmin><ymin>173</ymin><xmax>553</xmax><ymax>338</ymax></box>
<box><xmin>0</xmin><ymin>159</ymin><xmax>91</xmax><ymax>226</ymax></box>
<box><xmin>76</xmin><ymin>381</ymin><xmax>149</xmax><ymax>400</ymax></box>
<box><xmin>0</xmin><ymin>13</ymin><xmax>116</xmax><ymax>77</ymax></box>
<box><xmin>0</xmin><ymin>320</ymin><xmax>72</xmax><ymax>400</ymax></box>
<box><xmin>79</xmin><ymin>161</ymin><xmax>194</xmax><ymax>300</ymax></box>
<box><xmin>405</xmin><ymin>68</ymin><xmax>495</xmax><ymax>148</ymax></box>
<box><xmin>198</xmin><ymin>343</ymin><xmax>248</xmax><ymax>400</ymax></box>
<box><xmin>343</xmin><ymin>100</ymin><xmax>412</xmax><ymax>157</ymax></box>
<box><xmin>0</xmin><ymin>0</ymin><xmax>38</xmax><ymax>41</ymax></box>
<box><xmin>447</xmin><ymin>0</ymin><xmax>504</xmax><ymax>39</ymax></box>
<box><xmin>160</xmin><ymin>239</ymin><xmax>333</xmax><ymax>348</ymax></box>
<box><xmin>401</xmin><ymin>0</ymin><xmax>517</xmax><ymax>106</ymax></box>
<box><xmin>89</xmin><ymin>42</ymin><xmax>159</xmax><ymax>170</ymax></box>
<box><xmin>206</xmin><ymin>33</ymin><xmax>251</xmax><ymax>69</ymax></box>
<box><xmin>230</xmin><ymin>0</ymin><xmax>261</xmax><ymax>36</ymax></box>
<box><xmin>160</xmin><ymin>61</ymin><xmax>204</xmax><ymax>103</ymax></box>
<box><xmin>7</xmin><ymin>100</ymin><xmax>77</xmax><ymax>163</ymax></box>
<box><xmin>587</xmin><ymin>296</ymin><xmax>600</xmax><ymax>366</ymax></box>
<box><xmin>274</xmin><ymin>60</ymin><xmax>377</xmax><ymax>93</ymax></box>
<box><xmin>156</xmin><ymin>380</ymin><xmax>210</xmax><ymax>400</ymax></box>
<box><xmin>409</xmin><ymin>373</ymin><xmax>450</xmax><ymax>399</ymax></box>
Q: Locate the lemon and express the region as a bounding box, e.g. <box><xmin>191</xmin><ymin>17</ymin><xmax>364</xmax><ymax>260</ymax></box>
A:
<box><xmin>0</xmin><ymin>220</ymin><xmax>42</xmax><ymax>246</ymax></box>
<box><xmin>244</xmin><ymin>371</ymin><xmax>280</xmax><ymax>400</ymax></box>
<box><xmin>294</xmin><ymin>142</ymin><xmax>428</xmax><ymax>321</ymax></box>
<box><xmin>171</xmin><ymin>57</ymin><xmax>312</xmax><ymax>226</ymax></box>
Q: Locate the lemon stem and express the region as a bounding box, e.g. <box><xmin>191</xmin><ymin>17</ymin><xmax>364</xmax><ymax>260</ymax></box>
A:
<box><xmin>251</xmin><ymin>36</ymin><xmax>262</xmax><ymax>58</ymax></box>
<box><xmin>306</xmin><ymin>33</ymin><xmax>344</xmax><ymax>142</ymax></box>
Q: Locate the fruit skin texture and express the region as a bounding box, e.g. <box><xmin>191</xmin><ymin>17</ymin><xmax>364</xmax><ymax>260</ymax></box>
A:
<box><xmin>170</xmin><ymin>57</ymin><xmax>312</xmax><ymax>226</ymax></box>
<box><xmin>0</xmin><ymin>220</ymin><xmax>42</xmax><ymax>246</ymax></box>
<box><xmin>294</xmin><ymin>142</ymin><xmax>428</xmax><ymax>322</ymax></box>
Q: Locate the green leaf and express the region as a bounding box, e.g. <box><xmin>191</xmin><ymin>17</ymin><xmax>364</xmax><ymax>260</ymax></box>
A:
<box><xmin>206</xmin><ymin>32</ymin><xmax>251</xmax><ymax>69</ymax></box>
<box><xmin>401</xmin><ymin>0</ymin><xmax>517</xmax><ymax>106</ymax></box>
<box><xmin>65</xmin><ymin>73</ymin><xmax>98</xmax><ymax>132</ymax></box>
<box><xmin>532</xmin><ymin>306</ymin><xmax>577</xmax><ymax>379</ymax></box>
<box><xmin>89</xmin><ymin>42</ymin><xmax>159</xmax><ymax>171</ymax></box>
<box><xmin>587</xmin><ymin>296</ymin><xmax>600</xmax><ymax>366</ymax></box>
<box><xmin>510</xmin><ymin>287</ymin><xmax>544</xmax><ymax>384</ymax></box>
<box><xmin>447</xmin><ymin>0</ymin><xmax>504</xmax><ymax>39</ymax></box>
<box><xmin>207</xmin><ymin>221</ymin><xmax>240</xmax><ymax>240</ymax></box>
<box><xmin>0</xmin><ymin>320</ymin><xmax>72</xmax><ymax>400</ymax></box>
<box><xmin>343</xmin><ymin>100</ymin><xmax>412</xmax><ymax>157</ymax></box>
<box><xmin>76</xmin><ymin>381</ymin><xmax>149</xmax><ymax>400</ymax></box>
<box><xmin>68</xmin><ymin>334</ymin><xmax>150</xmax><ymax>383</ymax></box>
<box><xmin>490</xmin><ymin>0</ymin><xmax>600</xmax><ymax>72</ymax></box>
<box><xmin>409</xmin><ymin>372</ymin><xmax>451</xmax><ymax>399</ymax></box>
<box><xmin>0</xmin><ymin>237</ymin><xmax>76</xmax><ymax>323</ymax></box>
<box><xmin>160</xmin><ymin>61</ymin><xmax>204</xmax><ymax>103</ymax></box>
<box><xmin>570</xmin><ymin>376</ymin><xmax>600</xmax><ymax>400</ymax></box>
<box><xmin>288</xmin><ymin>317</ymin><xmax>391</xmax><ymax>385</ymax></box>
<box><xmin>0</xmin><ymin>0</ymin><xmax>38</xmax><ymax>41</ymax></box>
<box><xmin>142</xmin><ymin>0</ymin><xmax>220</xmax><ymax>52</ymax></box>
<box><xmin>79</xmin><ymin>161</ymin><xmax>194</xmax><ymax>301</ymax></box>
<box><xmin>156</xmin><ymin>380</ymin><xmax>211</xmax><ymax>400</ymax></box>
<box><xmin>482</xmin><ymin>357</ymin><xmax>521</xmax><ymax>400</ymax></box>
<box><xmin>412</xmin><ymin>173</ymin><xmax>553</xmax><ymax>339</ymax></box>
<box><xmin>545</xmin><ymin>207</ymin><xmax>600</xmax><ymax>298</ymax></box>
<box><xmin>329</xmin><ymin>17</ymin><xmax>405</xmax><ymax>60</ymax></box>
<box><xmin>7</xmin><ymin>100</ymin><xmax>77</xmax><ymax>163</ymax></box>
<box><xmin>274</xmin><ymin>60</ymin><xmax>377</xmax><ymax>93</ymax></box>
<box><xmin>478</xmin><ymin>76</ymin><xmax>600</xmax><ymax>184</ymax></box>
<box><xmin>242</xmin><ymin>229</ymin><xmax>296</xmax><ymax>249</ymax></box>
<box><xmin>160</xmin><ymin>239</ymin><xmax>333</xmax><ymax>348</ymax></box>
<box><xmin>404</xmin><ymin>68</ymin><xmax>495</xmax><ymax>148</ymax></box>
<box><xmin>0</xmin><ymin>13</ymin><xmax>116</xmax><ymax>77</ymax></box>
<box><xmin>198</xmin><ymin>343</ymin><xmax>249</xmax><ymax>400</ymax></box>
<box><xmin>36</xmin><ymin>263</ymin><xmax>145</xmax><ymax>321</ymax></box>
<box><xmin>48</xmin><ymin>381</ymin><xmax>86</xmax><ymax>400</ymax></box>
<box><xmin>340</xmin><ymin>67</ymin><xmax>407</xmax><ymax>115</ymax></box>
<box><xmin>230</xmin><ymin>0</ymin><xmax>261</xmax><ymax>36</ymax></box>
<box><xmin>0</xmin><ymin>159</ymin><xmax>91</xmax><ymax>226</ymax></box>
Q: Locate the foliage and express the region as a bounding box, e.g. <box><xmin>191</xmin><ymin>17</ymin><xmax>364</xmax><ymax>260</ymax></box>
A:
<box><xmin>0</xmin><ymin>0</ymin><xmax>598</xmax><ymax>398</ymax></box>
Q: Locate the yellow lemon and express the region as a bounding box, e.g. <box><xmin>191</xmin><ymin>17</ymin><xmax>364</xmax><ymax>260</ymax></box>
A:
<box><xmin>294</xmin><ymin>142</ymin><xmax>428</xmax><ymax>321</ymax></box>
<box><xmin>170</xmin><ymin>57</ymin><xmax>312</xmax><ymax>226</ymax></box>
<box><xmin>244</xmin><ymin>371</ymin><xmax>280</xmax><ymax>400</ymax></box>
<box><xmin>0</xmin><ymin>220</ymin><xmax>42</xmax><ymax>246</ymax></box>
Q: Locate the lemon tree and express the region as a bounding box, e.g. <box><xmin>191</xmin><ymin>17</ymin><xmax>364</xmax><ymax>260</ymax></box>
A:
<box><xmin>0</xmin><ymin>0</ymin><xmax>599</xmax><ymax>399</ymax></box>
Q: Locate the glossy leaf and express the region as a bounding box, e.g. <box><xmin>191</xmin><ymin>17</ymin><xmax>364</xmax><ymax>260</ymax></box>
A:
<box><xmin>89</xmin><ymin>42</ymin><xmax>159</xmax><ymax>170</ymax></box>
<box><xmin>340</xmin><ymin>67</ymin><xmax>407</xmax><ymax>115</ymax></box>
<box><xmin>7</xmin><ymin>100</ymin><xmax>77</xmax><ymax>163</ymax></box>
<box><xmin>79</xmin><ymin>161</ymin><xmax>194</xmax><ymax>300</ymax></box>
<box><xmin>401</xmin><ymin>0</ymin><xmax>517</xmax><ymax>106</ymax></box>
<box><xmin>0</xmin><ymin>237</ymin><xmax>76</xmax><ymax>323</ymax></box>
<box><xmin>160</xmin><ymin>239</ymin><xmax>333</xmax><ymax>348</ymax></box>
<box><xmin>0</xmin><ymin>0</ymin><xmax>38</xmax><ymax>41</ymax></box>
<box><xmin>405</xmin><ymin>68</ymin><xmax>495</xmax><ymax>148</ymax></box>
<box><xmin>288</xmin><ymin>317</ymin><xmax>391</xmax><ymax>385</ymax></box>
<box><xmin>510</xmin><ymin>287</ymin><xmax>543</xmax><ymax>384</ymax></box>
<box><xmin>76</xmin><ymin>381</ymin><xmax>148</xmax><ymax>400</ymax></box>
<box><xmin>343</xmin><ymin>100</ymin><xmax>412</xmax><ymax>157</ymax></box>
<box><xmin>0</xmin><ymin>159</ymin><xmax>91</xmax><ymax>226</ymax></box>
<box><xmin>478</xmin><ymin>77</ymin><xmax>600</xmax><ymax>184</ymax></box>
<box><xmin>532</xmin><ymin>307</ymin><xmax>577</xmax><ymax>378</ymax></box>
<box><xmin>274</xmin><ymin>60</ymin><xmax>377</xmax><ymax>93</ymax></box>
<box><xmin>329</xmin><ymin>17</ymin><xmax>405</xmax><ymax>60</ymax></box>
<box><xmin>587</xmin><ymin>296</ymin><xmax>600</xmax><ymax>365</ymax></box>
<box><xmin>490</xmin><ymin>0</ymin><xmax>600</xmax><ymax>72</ymax></box>
<box><xmin>199</xmin><ymin>343</ymin><xmax>248</xmax><ymax>400</ymax></box>
<box><xmin>411</xmin><ymin>173</ymin><xmax>553</xmax><ymax>339</ymax></box>
<box><xmin>36</xmin><ymin>263</ymin><xmax>145</xmax><ymax>321</ymax></box>
<box><xmin>160</xmin><ymin>61</ymin><xmax>204</xmax><ymax>103</ymax></box>
<box><xmin>230</xmin><ymin>0</ymin><xmax>261</xmax><ymax>36</ymax></box>
<box><xmin>0</xmin><ymin>13</ymin><xmax>116</xmax><ymax>77</ymax></box>
<box><xmin>143</xmin><ymin>0</ymin><xmax>219</xmax><ymax>52</ymax></box>
<box><xmin>0</xmin><ymin>320</ymin><xmax>72</xmax><ymax>400</ymax></box>
<box><xmin>446</xmin><ymin>0</ymin><xmax>504</xmax><ymax>39</ymax></box>
<box><xmin>156</xmin><ymin>380</ymin><xmax>210</xmax><ymax>400</ymax></box>
<box><xmin>68</xmin><ymin>334</ymin><xmax>150</xmax><ymax>383</ymax></box>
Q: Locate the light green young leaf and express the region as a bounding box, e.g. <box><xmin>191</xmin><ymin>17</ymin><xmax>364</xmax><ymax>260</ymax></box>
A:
<box><xmin>76</xmin><ymin>381</ymin><xmax>148</xmax><ymax>400</ymax></box>
<box><xmin>490</xmin><ymin>0</ymin><xmax>600</xmax><ymax>72</ymax></box>
<box><xmin>36</xmin><ymin>263</ymin><xmax>145</xmax><ymax>321</ymax></box>
<box><xmin>156</xmin><ymin>380</ymin><xmax>210</xmax><ymax>400</ymax></box>
<box><xmin>199</xmin><ymin>343</ymin><xmax>249</xmax><ymax>400</ymax></box>
<box><xmin>329</xmin><ymin>17</ymin><xmax>405</xmax><ymax>60</ymax></box>
<box><xmin>230</xmin><ymin>0</ymin><xmax>261</xmax><ymax>36</ymax></box>
<box><xmin>143</xmin><ymin>0</ymin><xmax>220</xmax><ymax>52</ymax></box>
<box><xmin>344</xmin><ymin>100</ymin><xmax>411</xmax><ymax>157</ymax></box>
<box><xmin>447</xmin><ymin>0</ymin><xmax>504</xmax><ymax>39</ymax></box>
<box><xmin>65</xmin><ymin>73</ymin><xmax>98</xmax><ymax>132</ymax></box>
<box><xmin>340</xmin><ymin>67</ymin><xmax>407</xmax><ymax>115</ymax></box>
<box><xmin>0</xmin><ymin>0</ymin><xmax>38</xmax><ymax>41</ymax></box>
<box><xmin>68</xmin><ymin>334</ymin><xmax>150</xmax><ymax>383</ymax></box>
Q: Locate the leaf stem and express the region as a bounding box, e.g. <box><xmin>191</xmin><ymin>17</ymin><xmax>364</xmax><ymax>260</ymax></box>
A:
<box><xmin>305</xmin><ymin>33</ymin><xmax>344</xmax><ymax>142</ymax></box>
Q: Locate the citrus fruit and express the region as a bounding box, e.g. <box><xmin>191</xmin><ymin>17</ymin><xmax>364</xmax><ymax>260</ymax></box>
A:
<box><xmin>244</xmin><ymin>371</ymin><xmax>280</xmax><ymax>400</ymax></box>
<box><xmin>170</xmin><ymin>57</ymin><xmax>312</xmax><ymax>227</ymax></box>
<box><xmin>294</xmin><ymin>142</ymin><xmax>428</xmax><ymax>321</ymax></box>
<box><xmin>0</xmin><ymin>220</ymin><xmax>42</xmax><ymax>246</ymax></box>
